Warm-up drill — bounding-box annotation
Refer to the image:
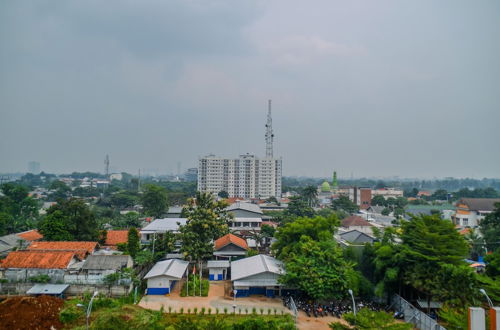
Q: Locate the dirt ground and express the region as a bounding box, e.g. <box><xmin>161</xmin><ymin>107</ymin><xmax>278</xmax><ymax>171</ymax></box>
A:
<box><xmin>0</xmin><ymin>295</ymin><xmax>65</xmax><ymax>330</ymax></box>
<box><xmin>140</xmin><ymin>281</ymin><xmax>343</xmax><ymax>329</ymax></box>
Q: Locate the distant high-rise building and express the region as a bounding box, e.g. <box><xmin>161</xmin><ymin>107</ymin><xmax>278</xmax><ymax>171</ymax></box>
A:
<box><xmin>197</xmin><ymin>101</ymin><xmax>282</xmax><ymax>199</ymax></box>
<box><xmin>184</xmin><ymin>168</ymin><xmax>198</xmax><ymax>182</ymax></box>
<box><xmin>28</xmin><ymin>161</ymin><xmax>40</xmax><ymax>174</ymax></box>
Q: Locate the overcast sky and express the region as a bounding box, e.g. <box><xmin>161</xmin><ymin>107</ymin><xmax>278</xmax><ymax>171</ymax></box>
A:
<box><xmin>1</xmin><ymin>0</ymin><xmax>499</xmax><ymax>178</ymax></box>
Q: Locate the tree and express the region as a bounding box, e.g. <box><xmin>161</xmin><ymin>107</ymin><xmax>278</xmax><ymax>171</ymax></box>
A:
<box><xmin>301</xmin><ymin>185</ymin><xmax>318</xmax><ymax>207</ymax></box>
<box><xmin>464</xmin><ymin>229</ymin><xmax>486</xmax><ymax>260</ymax></box>
<box><xmin>484</xmin><ymin>248</ymin><xmax>500</xmax><ymax>277</ymax></box>
<box><xmin>332</xmin><ymin>195</ymin><xmax>359</xmax><ymax>214</ymax></box>
<box><xmin>38</xmin><ymin>210</ymin><xmax>73</xmax><ymax>241</ymax></box>
<box><xmin>280</xmin><ymin>237</ymin><xmax>353</xmax><ymax>301</ymax></box>
<box><xmin>110</xmin><ymin>191</ymin><xmax>138</xmax><ymax>209</ymax></box>
<box><xmin>0</xmin><ymin>183</ymin><xmax>39</xmax><ymax>233</ymax></box>
<box><xmin>217</xmin><ymin>191</ymin><xmax>229</xmax><ymax>199</ymax></box>
<box><xmin>283</xmin><ymin>196</ymin><xmax>315</xmax><ymax>220</ymax></box>
<box><xmin>39</xmin><ymin>198</ymin><xmax>98</xmax><ymax>241</ymax></box>
<box><xmin>480</xmin><ymin>202</ymin><xmax>500</xmax><ymax>252</ymax></box>
<box><xmin>127</xmin><ymin>228</ymin><xmax>140</xmax><ymax>259</ymax></box>
<box><xmin>273</xmin><ymin>215</ymin><xmax>339</xmax><ymax>259</ymax></box>
<box><xmin>431</xmin><ymin>189</ymin><xmax>448</xmax><ymax>201</ymax></box>
<box><xmin>180</xmin><ymin>192</ymin><xmax>232</xmax><ymax>280</ymax></box>
<box><xmin>140</xmin><ymin>184</ymin><xmax>168</xmax><ymax>218</ymax></box>
<box><xmin>371</xmin><ymin>195</ymin><xmax>387</xmax><ymax>206</ymax></box>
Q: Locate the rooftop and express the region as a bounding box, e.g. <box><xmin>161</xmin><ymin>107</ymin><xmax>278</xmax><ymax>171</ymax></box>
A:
<box><xmin>227</xmin><ymin>202</ymin><xmax>263</xmax><ymax>215</ymax></box>
<box><xmin>105</xmin><ymin>230</ymin><xmax>130</xmax><ymax>246</ymax></box>
<box><xmin>141</xmin><ymin>218</ymin><xmax>187</xmax><ymax>233</ymax></box>
<box><xmin>28</xmin><ymin>241</ymin><xmax>98</xmax><ymax>259</ymax></box>
<box><xmin>0</xmin><ymin>250</ymin><xmax>77</xmax><ymax>269</ymax></box>
<box><xmin>144</xmin><ymin>259</ymin><xmax>189</xmax><ymax>279</ymax></box>
<box><xmin>81</xmin><ymin>255</ymin><xmax>131</xmax><ymax>270</ymax></box>
<box><xmin>457</xmin><ymin>198</ymin><xmax>500</xmax><ymax>211</ymax></box>
<box><xmin>214</xmin><ymin>233</ymin><xmax>248</xmax><ymax>251</ymax></box>
<box><xmin>17</xmin><ymin>230</ymin><xmax>43</xmax><ymax>241</ymax></box>
<box><xmin>342</xmin><ymin>215</ymin><xmax>373</xmax><ymax>227</ymax></box>
<box><xmin>231</xmin><ymin>254</ymin><xmax>284</xmax><ymax>280</ymax></box>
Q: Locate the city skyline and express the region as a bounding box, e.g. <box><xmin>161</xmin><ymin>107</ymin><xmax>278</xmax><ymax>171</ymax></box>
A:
<box><xmin>1</xmin><ymin>1</ymin><xmax>499</xmax><ymax>178</ymax></box>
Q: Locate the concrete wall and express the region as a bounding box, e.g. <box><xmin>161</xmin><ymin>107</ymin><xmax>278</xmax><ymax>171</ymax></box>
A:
<box><xmin>0</xmin><ymin>282</ymin><xmax>132</xmax><ymax>297</ymax></box>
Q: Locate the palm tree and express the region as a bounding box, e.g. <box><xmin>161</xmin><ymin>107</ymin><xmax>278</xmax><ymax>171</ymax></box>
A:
<box><xmin>465</xmin><ymin>229</ymin><xmax>485</xmax><ymax>260</ymax></box>
<box><xmin>302</xmin><ymin>185</ymin><xmax>319</xmax><ymax>207</ymax></box>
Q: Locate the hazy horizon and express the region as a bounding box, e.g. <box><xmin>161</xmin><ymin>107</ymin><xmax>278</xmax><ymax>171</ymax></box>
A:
<box><xmin>1</xmin><ymin>1</ymin><xmax>499</xmax><ymax>178</ymax></box>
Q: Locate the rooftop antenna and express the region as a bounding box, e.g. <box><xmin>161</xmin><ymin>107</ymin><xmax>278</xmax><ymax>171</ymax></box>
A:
<box><xmin>265</xmin><ymin>99</ymin><xmax>274</xmax><ymax>158</ymax></box>
<box><xmin>104</xmin><ymin>155</ymin><xmax>110</xmax><ymax>178</ymax></box>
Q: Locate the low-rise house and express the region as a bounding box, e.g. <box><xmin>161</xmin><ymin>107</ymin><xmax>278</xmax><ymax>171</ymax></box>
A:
<box><xmin>338</xmin><ymin>230</ymin><xmax>376</xmax><ymax>247</ymax></box>
<box><xmin>0</xmin><ymin>230</ymin><xmax>43</xmax><ymax>257</ymax></box>
<box><xmin>144</xmin><ymin>259</ymin><xmax>189</xmax><ymax>295</ymax></box>
<box><xmin>207</xmin><ymin>260</ymin><xmax>230</xmax><ymax>281</ymax></box>
<box><xmin>214</xmin><ymin>233</ymin><xmax>248</xmax><ymax>260</ymax></box>
<box><xmin>341</xmin><ymin>215</ymin><xmax>374</xmax><ymax>235</ymax></box>
<box><xmin>452</xmin><ymin>198</ymin><xmax>500</xmax><ymax>228</ymax></box>
<box><xmin>80</xmin><ymin>255</ymin><xmax>133</xmax><ymax>277</ymax></box>
<box><xmin>28</xmin><ymin>241</ymin><xmax>98</xmax><ymax>259</ymax></box>
<box><xmin>231</xmin><ymin>254</ymin><xmax>285</xmax><ymax>298</ymax></box>
<box><xmin>0</xmin><ymin>250</ymin><xmax>80</xmax><ymax>282</ymax></box>
<box><xmin>228</xmin><ymin>202</ymin><xmax>263</xmax><ymax>232</ymax></box>
<box><xmin>140</xmin><ymin>218</ymin><xmax>187</xmax><ymax>244</ymax></box>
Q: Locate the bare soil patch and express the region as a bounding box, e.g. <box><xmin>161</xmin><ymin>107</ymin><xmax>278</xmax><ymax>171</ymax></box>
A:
<box><xmin>0</xmin><ymin>295</ymin><xmax>64</xmax><ymax>330</ymax></box>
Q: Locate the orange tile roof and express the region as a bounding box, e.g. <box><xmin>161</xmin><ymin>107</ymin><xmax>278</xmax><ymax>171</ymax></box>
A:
<box><xmin>214</xmin><ymin>233</ymin><xmax>248</xmax><ymax>251</ymax></box>
<box><xmin>105</xmin><ymin>230</ymin><xmax>130</xmax><ymax>246</ymax></box>
<box><xmin>0</xmin><ymin>250</ymin><xmax>76</xmax><ymax>269</ymax></box>
<box><xmin>28</xmin><ymin>241</ymin><xmax>97</xmax><ymax>259</ymax></box>
<box><xmin>459</xmin><ymin>228</ymin><xmax>471</xmax><ymax>235</ymax></box>
<box><xmin>342</xmin><ymin>215</ymin><xmax>373</xmax><ymax>227</ymax></box>
<box><xmin>17</xmin><ymin>230</ymin><xmax>43</xmax><ymax>241</ymax></box>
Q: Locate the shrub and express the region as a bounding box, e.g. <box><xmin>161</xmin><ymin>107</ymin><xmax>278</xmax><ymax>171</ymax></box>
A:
<box><xmin>260</xmin><ymin>308</ymin><xmax>264</xmax><ymax>315</ymax></box>
<box><xmin>179</xmin><ymin>307</ymin><xmax>184</xmax><ymax>314</ymax></box>
<box><xmin>187</xmin><ymin>308</ymin><xmax>191</xmax><ymax>314</ymax></box>
<box><xmin>200</xmin><ymin>307</ymin><xmax>205</xmax><ymax>315</ymax></box>
<box><xmin>168</xmin><ymin>306</ymin><xmax>172</xmax><ymax>314</ymax></box>
<box><xmin>208</xmin><ymin>308</ymin><xmax>212</xmax><ymax>315</ymax></box>
<box><xmin>224</xmin><ymin>307</ymin><xmax>228</xmax><ymax>314</ymax></box>
<box><xmin>59</xmin><ymin>305</ymin><xmax>82</xmax><ymax>324</ymax></box>
<box><xmin>180</xmin><ymin>274</ymin><xmax>209</xmax><ymax>297</ymax></box>
<box><xmin>216</xmin><ymin>308</ymin><xmax>219</xmax><ymax>314</ymax></box>
<box><xmin>252</xmin><ymin>307</ymin><xmax>257</xmax><ymax>314</ymax></box>
<box><xmin>331</xmin><ymin>308</ymin><xmax>413</xmax><ymax>330</ymax></box>
<box><xmin>29</xmin><ymin>274</ymin><xmax>51</xmax><ymax>283</ymax></box>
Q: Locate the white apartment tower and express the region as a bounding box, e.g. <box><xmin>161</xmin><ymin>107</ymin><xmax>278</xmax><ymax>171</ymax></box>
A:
<box><xmin>197</xmin><ymin>101</ymin><xmax>282</xmax><ymax>199</ymax></box>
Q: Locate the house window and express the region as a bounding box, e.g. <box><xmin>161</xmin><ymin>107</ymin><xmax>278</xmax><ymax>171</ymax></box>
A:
<box><xmin>462</xmin><ymin>218</ymin><xmax>468</xmax><ymax>226</ymax></box>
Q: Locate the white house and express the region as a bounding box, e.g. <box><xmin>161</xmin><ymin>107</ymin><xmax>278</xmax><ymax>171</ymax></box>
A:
<box><xmin>231</xmin><ymin>254</ymin><xmax>284</xmax><ymax>298</ymax></box>
<box><xmin>140</xmin><ymin>218</ymin><xmax>187</xmax><ymax>244</ymax></box>
<box><xmin>452</xmin><ymin>198</ymin><xmax>500</xmax><ymax>228</ymax></box>
<box><xmin>144</xmin><ymin>259</ymin><xmax>189</xmax><ymax>295</ymax></box>
<box><xmin>207</xmin><ymin>260</ymin><xmax>230</xmax><ymax>281</ymax></box>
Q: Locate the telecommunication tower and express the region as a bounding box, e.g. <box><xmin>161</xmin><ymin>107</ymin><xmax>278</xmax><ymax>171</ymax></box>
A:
<box><xmin>265</xmin><ymin>100</ymin><xmax>274</xmax><ymax>158</ymax></box>
<box><xmin>104</xmin><ymin>155</ymin><xmax>110</xmax><ymax>178</ymax></box>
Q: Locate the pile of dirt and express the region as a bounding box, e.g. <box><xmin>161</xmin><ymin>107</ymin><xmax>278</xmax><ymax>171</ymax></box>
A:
<box><xmin>0</xmin><ymin>295</ymin><xmax>65</xmax><ymax>330</ymax></box>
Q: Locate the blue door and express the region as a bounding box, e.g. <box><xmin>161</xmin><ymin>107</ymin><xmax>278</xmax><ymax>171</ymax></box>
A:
<box><xmin>209</xmin><ymin>274</ymin><xmax>215</xmax><ymax>281</ymax></box>
<box><xmin>148</xmin><ymin>288</ymin><xmax>169</xmax><ymax>295</ymax></box>
<box><xmin>218</xmin><ymin>274</ymin><xmax>223</xmax><ymax>280</ymax></box>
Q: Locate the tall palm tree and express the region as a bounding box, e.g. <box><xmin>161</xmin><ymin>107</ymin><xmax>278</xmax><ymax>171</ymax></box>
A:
<box><xmin>465</xmin><ymin>229</ymin><xmax>485</xmax><ymax>260</ymax></box>
<box><xmin>302</xmin><ymin>185</ymin><xmax>319</xmax><ymax>207</ymax></box>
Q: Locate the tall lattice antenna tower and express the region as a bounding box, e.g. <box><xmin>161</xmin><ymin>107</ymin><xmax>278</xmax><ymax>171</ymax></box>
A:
<box><xmin>104</xmin><ymin>154</ymin><xmax>110</xmax><ymax>178</ymax></box>
<box><xmin>265</xmin><ymin>99</ymin><xmax>274</xmax><ymax>158</ymax></box>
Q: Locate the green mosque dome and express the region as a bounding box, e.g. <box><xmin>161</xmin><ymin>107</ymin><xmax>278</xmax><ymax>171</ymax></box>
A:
<box><xmin>321</xmin><ymin>181</ymin><xmax>331</xmax><ymax>192</ymax></box>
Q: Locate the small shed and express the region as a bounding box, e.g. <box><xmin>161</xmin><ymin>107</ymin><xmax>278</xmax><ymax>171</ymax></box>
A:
<box><xmin>207</xmin><ymin>260</ymin><xmax>229</xmax><ymax>281</ymax></box>
<box><xmin>27</xmin><ymin>284</ymin><xmax>69</xmax><ymax>298</ymax></box>
<box><xmin>231</xmin><ymin>254</ymin><xmax>284</xmax><ymax>298</ymax></box>
<box><xmin>144</xmin><ymin>259</ymin><xmax>189</xmax><ymax>295</ymax></box>
<box><xmin>214</xmin><ymin>233</ymin><xmax>248</xmax><ymax>260</ymax></box>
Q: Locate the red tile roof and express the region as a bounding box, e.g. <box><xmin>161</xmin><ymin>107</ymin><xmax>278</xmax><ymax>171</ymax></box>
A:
<box><xmin>105</xmin><ymin>230</ymin><xmax>129</xmax><ymax>246</ymax></box>
<box><xmin>341</xmin><ymin>215</ymin><xmax>373</xmax><ymax>227</ymax></box>
<box><xmin>0</xmin><ymin>250</ymin><xmax>76</xmax><ymax>269</ymax></box>
<box><xmin>17</xmin><ymin>230</ymin><xmax>43</xmax><ymax>241</ymax></box>
<box><xmin>28</xmin><ymin>241</ymin><xmax>97</xmax><ymax>259</ymax></box>
<box><xmin>459</xmin><ymin>228</ymin><xmax>471</xmax><ymax>235</ymax></box>
<box><xmin>214</xmin><ymin>234</ymin><xmax>248</xmax><ymax>251</ymax></box>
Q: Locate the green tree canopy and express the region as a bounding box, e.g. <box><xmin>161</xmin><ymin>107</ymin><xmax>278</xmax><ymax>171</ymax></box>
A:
<box><xmin>283</xmin><ymin>196</ymin><xmax>315</xmax><ymax>220</ymax></box>
<box><xmin>0</xmin><ymin>183</ymin><xmax>39</xmax><ymax>233</ymax></box>
<box><xmin>127</xmin><ymin>227</ymin><xmax>140</xmax><ymax>259</ymax></box>
<box><xmin>140</xmin><ymin>184</ymin><xmax>168</xmax><ymax>218</ymax></box>
<box><xmin>480</xmin><ymin>202</ymin><xmax>500</xmax><ymax>251</ymax></box>
<box><xmin>332</xmin><ymin>195</ymin><xmax>359</xmax><ymax>214</ymax></box>
<box><xmin>39</xmin><ymin>198</ymin><xmax>98</xmax><ymax>241</ymax></box>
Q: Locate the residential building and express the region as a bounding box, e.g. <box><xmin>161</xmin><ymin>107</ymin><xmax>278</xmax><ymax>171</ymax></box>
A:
<box><xmin>197</xmin><ymin>154</ymin><xmax>282</xmax><ymax>199</ymax></box>
<box><xmin>213</xmin><ymin>233</ymin><xmax>249</xmax><ymax>260</ymax></box>
<box><xmin>27</xmin><ymin>241</ymin><xmax>98</xmax><ymax>259</ymax></box>
<box><xmin>338</xmin><ymin>187</ymin><xmax>372</xmax><ymax>209</ymax></box>
<box><xmin>0</xmin><ymin>230</ymin><xmax>43</xmax><ymax>257</ymax></box>
<box><xmin>338</xmin><ymin>230</ymin><xmax>376</xmax><ymax>247</ymax></box>
<box><xmin>0</xmin><ymin>250</ymin><xmax>81</xmax><ymax>282</ymax></box>
<box><xmin>341</xmin><ymin>215</ymin><xmax>375</xmax><ymax>235</ymax></box>
<box><xmin>227</xmin><ymin>201</ymin><xmax>263</xmax><ymax>232</ymax></box>
<box><xmin>103</xmin><ymin>230</ymin><xmax>130</xmax><ymax>250</ymax></box>
<box><xmin>139</xmin><ymin>218</ymin><xmax>187</xmax><ymax>244</ymax></box>
<box><xmin>231</xmin><ymin>254</ymin><xmax>285</xmax><ymax>297</ymax></box>
<box><xmin>144</xmin><ymin>259</ymin><xmax>189</xmax><ymax>295</ymax></box>
<box><xmin>80</xmin><ymin>255</ymin><xmax>133</xmax><ymax>277</ymax></box>
<box><xmin>372</xmin><ymin>188</ymin><xmax>404</xmax><ymax>200</ymax></box>
<box><xmin>452</xmin><ymin>198</ymin><xmax>500</xmax><ymax>228</ymax></box>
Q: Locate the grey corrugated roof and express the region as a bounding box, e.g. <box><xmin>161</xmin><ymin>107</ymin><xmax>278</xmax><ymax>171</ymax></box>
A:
<box><xmin>227</xmin><ymin>202</ymin><xmax>263</xmax><ymax>214</ymax></box>
<box><xmin>81</xmin><ymin>255</ymin><xmax>131</xmax><ymax>270</ymax></box>
<box><xmin>144</xmin><ymin>259</ymin><xmax>189</xmax><ymax>279</ymax></box>
<box><xmin>231</xmin><ymin>254</ymin><xmax>284</xmax><ymax>280</ymax></box>
<box><xmin>0</xmin><ymin>234</ymin><xmax>27</xmax><ymax>253</ymax></box>
<box><xmin>27</xmin><ymin>284</ymin><xmax>69</xmax><ymax>295</ymax></box>
<box><xmin>167</xmin><ymin>206</ymin><xmax>183</xmax><ymax>214</ymax></box>
<box><xmin>234</xmin><ymin>279</ymin><xmax>282</xmax><ymax>287</ymax></box>
<box><xmin>207</xmin><ymin>260</ymin><xmax>230</xmax><ymax>268</ymax></box>
<box><xmin>141</xmin><ymin>218</ymin><xmax>187</xmax><ymax>233</ymax></box>
<box><xmin>458</xmin><ymin>198</ymin><xmax>500</xmax><ymax>212</ymax></box>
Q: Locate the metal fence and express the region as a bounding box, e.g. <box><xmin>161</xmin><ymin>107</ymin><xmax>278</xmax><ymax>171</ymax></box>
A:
<box><xmin>392</xmin><ymin>294</ymin><xmax>446</xmax><ymax>330</ymax></box>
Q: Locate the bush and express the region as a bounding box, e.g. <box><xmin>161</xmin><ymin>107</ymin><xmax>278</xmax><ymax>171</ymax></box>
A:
<box><xmin>29</xmin><ymin>274</ymin><xmax>51</xmax><ymax>283</ymax></box>
<box><xmin>59</xmin><ymin>305</ymin><xmax>83</xmax><ymax>324</ymax></box>
<box><xmin>330</xmin><ymin>308</ymin><xmax>413</xmax><ymax>330</ymax></box>
<box><xmin>180</xmin><ymin>274</ymin><xmax>209</xmax><ymax>297</ymax></box>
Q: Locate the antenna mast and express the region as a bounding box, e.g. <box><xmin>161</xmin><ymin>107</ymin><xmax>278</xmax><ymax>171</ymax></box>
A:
<box><xmin>104</xmin><ymin>154</ymin><xmax>110</xmax><ymax>178</ymax></box>
<box><xmin>265</xmin><ymin>99</ymin><xmax>274</xmax><ymax>158</ymax></box>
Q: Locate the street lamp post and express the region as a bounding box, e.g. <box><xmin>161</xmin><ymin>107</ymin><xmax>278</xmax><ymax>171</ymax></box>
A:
<box><xmin>86</xmin><ymin>291</ymin><xmax>98</xmax><ymax>330</ymax></box>
<box><xmin>233</xmin><ymin>289</ymin><xmax>238</xmax><ymax>314</ymax></box>
<box><xmin>480</xmin><ymin>288</ymin><xmax>494</xmax><ymax>308</ymax></box>
<box><xmin>348</xmin><ymin>289</ymin><xmax>356</xmax><ymax>324</ymax></box>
